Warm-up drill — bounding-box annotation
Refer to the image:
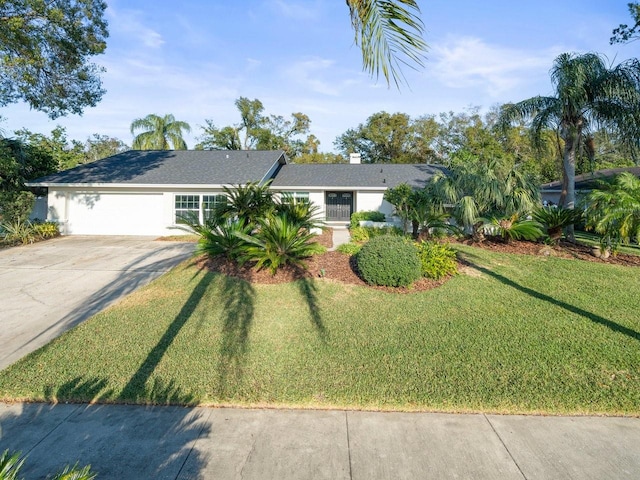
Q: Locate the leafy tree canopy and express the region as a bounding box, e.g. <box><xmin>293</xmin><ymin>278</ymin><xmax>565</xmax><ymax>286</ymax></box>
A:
<box><xmin>611</xmin><ymin>2</ymin><xmax>640</xmax><ymax>44</ymax></box>
<box><xmin>14</xmin><ymin>126</ymin><xmax>84</xmax><ymax>171</ymax></box>
<box><xmin>0</xmin><ymin>0</ymin><xmax>109</xmax><ymax>118</ymax></box>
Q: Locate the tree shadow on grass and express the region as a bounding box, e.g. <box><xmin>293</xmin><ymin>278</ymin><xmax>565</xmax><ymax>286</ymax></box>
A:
<box><xmin>215</xmin><ymin>276</ymin><xmax>256</xmax><ymax>399</ymax></box>
<box><xmin>463</xmin><ymin>258</ymin><xmax>640</xmax><ymax>342</ymax></box>
<box><xmin>3</xmin><ymin>376</ymin><xmax>209</xmax><ymax>478</ymax></box>
<box><xmin>297</xmin><ymin>277</ymin><xmax>328</xmax><ymax>341</ymax></box>
<box><xmin>120</xmin><ymin>270</ymin><xmax>216</xmax><ymax>403</ymax></box>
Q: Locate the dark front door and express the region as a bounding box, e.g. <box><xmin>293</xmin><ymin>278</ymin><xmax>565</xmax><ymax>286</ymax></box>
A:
<box><xmin>326</xmin><ymin>191</ymin><xmax>353</xmax><ymax>221</ymax></box>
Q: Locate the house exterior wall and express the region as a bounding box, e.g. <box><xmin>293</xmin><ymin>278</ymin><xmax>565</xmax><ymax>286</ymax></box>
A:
<box><xmin>355</xmin><ymin>191</ymin><xmax>395</xmax><ymax>219</ymax></box>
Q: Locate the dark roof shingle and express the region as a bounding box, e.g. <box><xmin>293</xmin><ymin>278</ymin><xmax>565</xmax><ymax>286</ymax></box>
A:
<box><xmin>270</xmin><ymin>163</ymin><xmax>448</xmax><ymax>189</ymax></box>
<box><xmin>28</xmin><ymin>150</ymin><xmax>286</xmax><ymax>186</ymax></box>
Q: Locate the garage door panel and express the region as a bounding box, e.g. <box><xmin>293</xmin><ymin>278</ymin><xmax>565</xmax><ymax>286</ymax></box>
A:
<box><xmin>67</xmin><ymin>193</ymin><xmax>164</xmax><ymax>235</ymax></box>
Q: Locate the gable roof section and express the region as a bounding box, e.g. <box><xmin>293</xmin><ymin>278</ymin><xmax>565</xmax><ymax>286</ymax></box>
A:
<box><xmin>541</xmin><ymin>166</ymin><xmax>640</xmax><ymax>191</ymax></box>
<box><xmin>270</xmin><ymin>163</ymin><xmax>449</xmax><ymax>189</ymax></box>
<box><xmin>27</xmin><ymin>150</ymin><xmax>287</xmax><ymax>187</ymax></box>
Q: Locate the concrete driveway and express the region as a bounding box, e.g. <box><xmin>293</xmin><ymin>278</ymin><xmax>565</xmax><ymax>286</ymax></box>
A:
<box><xmin>0</xmin><ymin>236</ymin><xmax>195</xmax><ymax>370</ymax></box>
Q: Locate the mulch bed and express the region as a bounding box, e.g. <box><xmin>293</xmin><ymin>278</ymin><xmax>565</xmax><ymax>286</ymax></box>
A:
<box><xmin>195</xmin><ymin>228</ymin><xmax>639</xmax><ymax>293</ymax></box>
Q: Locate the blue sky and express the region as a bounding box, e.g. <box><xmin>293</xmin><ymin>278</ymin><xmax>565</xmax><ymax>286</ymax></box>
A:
<box><xmin>1</xmin><ymin>0</ymin><xmax>638</xmax><ymax>153</ymax></box>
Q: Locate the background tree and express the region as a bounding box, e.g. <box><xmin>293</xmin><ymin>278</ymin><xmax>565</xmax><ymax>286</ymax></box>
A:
<box><xmin>196</xmin><ymin>121</ymin><xmax>241</xmax><ymax>150</ymax></box>
<box><xmin>130</xmin><ymin>114</ymin><xmax>191</xmax><ymax>150</ymax></box>
<box><xmin>235</xmin><ymin>97</ymin><xmax>265</xmax><ymax>150</ymax></box>
<box><xmin>347</xmin><ymin>0</ymin><xmax>427</xmax><ymax>87</ymax></box>
<box><xmin>500</xmin><ymin>52</ymin><xmax>640</xmax><ymax>238</ymax></box>
<box><xmin>335</xmin><ymin>111</ymin><xmax>438</xmax><ymax>163</ymax></box>
<box><xmin>0</xmin><ymin>0</ymin><xmax>108</xmax><ymax>118</ymax></box>
<box><xmin>14</xmin><ymin>126</ymin><xmax>85</xmax><ymax>171</ymax></box>
<box><xmin>83</xmin><ymin>134</ymin><xmax>129</xmax><ymax>163</ymax></box>
<box><xmin>611</xmin><ymin>2</ymin><xmax>640</xmax><ymax>44</ymax></box>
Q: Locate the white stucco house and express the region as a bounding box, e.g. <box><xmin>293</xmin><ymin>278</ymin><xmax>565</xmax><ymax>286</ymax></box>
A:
<box><xmin>26</xmin><ymin>149</ymin><xmax>448</xmax><ymax>236</ymax></box>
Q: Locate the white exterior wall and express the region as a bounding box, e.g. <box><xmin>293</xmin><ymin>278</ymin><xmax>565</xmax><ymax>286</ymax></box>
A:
<box><xmin>354</xmin><ymin>191</ymin><xmax>394</xmax><ymax>218</ymax></box>
<box><xmin>47</xmin><ymin>187</ymin><xmax>225</xmax><ymax>236</ymax></box>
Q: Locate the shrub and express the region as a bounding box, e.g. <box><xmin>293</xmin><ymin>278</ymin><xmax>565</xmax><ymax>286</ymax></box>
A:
<box><xmin>484</xmin><ymin>214</ymin><xmax>544</xmax><ymax>243</ymax></box>
<box><xmin>337</xmin><ymin>242</ymin><xmax>361</xmax><ymax>255</ymax></box>
<box><xmin>236</xmin><ymin>214</ymin><xmax>325</xmax><ymax>274</ymax></box>
<box><xmin>356</xmin><ymin>235</ymin><xmax>421</xmax><ymax>287</ymax></box>
<box><xmin>0</xmin><ymin>219</ymin><xmax>37</xmax><ymax>245</ymax></box>
<box><xmin>33</xmin><ymin>221</ymin><xmax>60</xmax><ymax>239</ymax></box>
<box><xmin>532</xmin><ymin>206</ymin><xmax>583</xmax><ymax>242</ymax></box>
<box><xmin>197</xmin><ymin>220</ymin><xmax>252</xmax><ymax>260</ymax></box>
<box><xmin>275</xmin><ymin>200</ymin><xmax>324</xmax><ymax>231</ymax></box>
<box><xmin>0</xmin><ymin>191</ymin><xmax>35</xmax><ymax>223</ymax></box>
<box><xmin>350</xmin><ymin>210</ymin><xmax>385</xmax><ymax>228</ymax></box>
<box><xmin>350</xmin><ymin>225</ymin><xmax>403</xmax><ymax>243</ymax></box>
<box><xmin>416</xmin><ymin>241</ymin><xmax>458</xmax><ymax>280</ymax></box>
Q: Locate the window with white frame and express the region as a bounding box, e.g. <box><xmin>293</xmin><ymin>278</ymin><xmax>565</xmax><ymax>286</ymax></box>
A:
<box><xmin>281</xmin><ymin>191</ymin><xmax>310</xmax><ymax>204</ymax></box>
<box><xmin>174</xmin><ymin>194</ymin><xmax>227</xmax><ymax>224</ymax></box>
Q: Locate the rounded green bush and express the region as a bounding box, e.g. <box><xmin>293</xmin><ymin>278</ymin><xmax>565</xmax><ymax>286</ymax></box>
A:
<box><xmin>356</xmin><ymin>234</ymin><xmax>421</xmax><ymax>287</ymax></box>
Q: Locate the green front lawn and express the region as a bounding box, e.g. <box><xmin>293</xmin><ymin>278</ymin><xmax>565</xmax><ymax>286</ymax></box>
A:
<box><xmin>1</xmin><ymin>245</ymin><xmax>638</xmax><ymax>415</ymax></box>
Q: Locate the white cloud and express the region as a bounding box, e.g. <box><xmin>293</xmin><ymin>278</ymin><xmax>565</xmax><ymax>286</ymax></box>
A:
<box><xmin>106</xmin><ymin>5</ymin><xmax>165</xmax><ymax>49</ymax></box>
<box><xmin>430</xmin><ymin>36</ymin><xmax>564</xmax><ymax>96</ymax></box>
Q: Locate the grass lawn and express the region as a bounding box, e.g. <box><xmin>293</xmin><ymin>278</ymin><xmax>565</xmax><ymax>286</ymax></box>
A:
<box><xmin>574</xmin><ymin>231</ymin><xmax>640</xmax><ymax>256</ymax></box>
<box><xmin>0</xmin><ymin>245</ymin><xmax>639</xmax><ymax>415</ymax></box>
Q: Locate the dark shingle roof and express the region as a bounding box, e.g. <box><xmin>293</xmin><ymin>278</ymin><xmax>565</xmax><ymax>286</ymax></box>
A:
<box><xmin>28</xmin><ymin>150</ymin><xmax>286</xmax><ymax>186</ymax></box>
<box><xmin>270</xmin><ymin>163</ymin><xmax>448</xmax><ymax>189</ymax></box>
<box><xmin>541</xmin><ymin>167</ymin><xmax>640</xmax><ymax>191</ymax></box>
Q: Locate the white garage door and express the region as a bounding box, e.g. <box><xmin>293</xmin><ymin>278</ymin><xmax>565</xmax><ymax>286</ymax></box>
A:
<box><xmin>67</xmin><ymin>192</ymin><xmax>165</xmax><ymax>235</ymax></box>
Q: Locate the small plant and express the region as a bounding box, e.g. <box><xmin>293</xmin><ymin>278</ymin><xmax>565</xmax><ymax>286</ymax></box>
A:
<box><xmin>349</xmin><ymin>225</ymin><xmax>402</xmax><ymax>243</ymax></box>
<box><xmin>350</xmin><ymin>210</ymin><xmax>386</xmax><ymax>228</ymax></box>
<box><xmin>275</xmin><ymin>200</ymin><xmax>324</xmax><ymax>231</ymax></box>
<box><xmin>0</xmin><ymin>219</ymin><xmax>37</xmax><ymax>245</ymax></box>
<box><xmin>416</xmin><ymin>241</ymin><xmax>458</xmax><ymax>280</ymax></box>
<box><xmin>0</xmin><ymin>450</ymin><xmax>95</xmax><ymax>480</ymax></box>
<box><xmin>532</xmin><ymin>206</ymin><xmax>583</xmax><ymax>243</ymax></box>
<box><xmin>484</xmin><ymin>214</ymin><xmax>544</xmax><ymax>243</ymax></box>
<box><xmin>236</xmin><ymin>214</ymin><xmax>325</xmax><ymax>274</ymax></box>
<box><xmin>33</xmin><ymin>221</ymin><xmax>60</xmax><ymax>239</ymax></box>
<box><xmin>337</xmin><ymin>242</ymin><xmax>362</xmax><ymax>255</ymax></box>
<box><xmin>356</xmin><ymin>234</ymin><xmax>421</xmax><ymax>287</ymax></box>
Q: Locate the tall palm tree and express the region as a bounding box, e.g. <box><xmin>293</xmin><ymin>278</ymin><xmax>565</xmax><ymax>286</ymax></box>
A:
<box><xmin>130</xmin><ymin>114</ymin><xmax>191</xmax><ymax>150</ymax></box>
<box><xmin>500</xmin><ymin>53</ymin><xmax>640</xmax><ymax>237</ymax></box>
<box><xmin>347</xmin><ymin>0</ymin><xmax>427</xmax><ymax>87</ymax></box>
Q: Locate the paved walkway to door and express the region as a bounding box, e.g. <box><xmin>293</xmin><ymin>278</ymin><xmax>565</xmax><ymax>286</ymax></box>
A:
<box><xmin>0</xmin><ymin>236</ymin><xmax>195</xmax><ymax>370</ymax></box>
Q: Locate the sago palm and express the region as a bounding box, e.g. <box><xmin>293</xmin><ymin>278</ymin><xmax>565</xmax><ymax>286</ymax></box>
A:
<box><xmin>500</xmin><ymin>52</ymin><xmax>640</xmax><ymax>237</ymax></box>
<box><xmin>347</xmin><ymin>0</ymin><xmax>427</xmax><ymax>87</ymax></box>
<box><xmin>130</xmin><ymin>113</ymin><xmax>191</xmax><ymax>150</ymax></box>
<box><xmin>214</xmin><ymin>181</ymin><xmax>275</xmax><ymax>228</ymax></box>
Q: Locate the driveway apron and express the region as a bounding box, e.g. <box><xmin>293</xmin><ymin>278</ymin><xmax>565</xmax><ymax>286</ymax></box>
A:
<box><xmin>0</xmin><ymin>236</ymin><xmax>195</xmax><ymax>370</ymax></box>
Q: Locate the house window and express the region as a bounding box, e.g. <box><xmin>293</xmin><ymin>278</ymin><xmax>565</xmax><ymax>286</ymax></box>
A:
<box><xmin>175</xmin><ymin>195</ymin><xmax>199</xmax><ymax>223</ymax></box>
<box><xmin>175</xmin><ymin>194</ymin><xmax>227</xmax><ymax>224</ymax></box>
<box><xmin>281</xmin><ymin>191</ymin><xmax>310</xmax><ymax>204</ymax></box>
<box><xmin>203</xmin><ymin>194</ymin><xmax>227</xmax><ymax>221</ymax></box>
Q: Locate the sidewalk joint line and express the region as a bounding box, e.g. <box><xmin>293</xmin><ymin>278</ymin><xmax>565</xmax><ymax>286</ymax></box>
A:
<box><xmin>174</xmin><ymin>407</ymin><xmax>213</xmax><ymax>480</ymax></box>
<box><xmin>483</xmin><ymin>414</ymin><xmax>528</xmax><ymax>480</ymax></box>
<box><xmin>345</xmin><ymin>411</ymin><xmax>353</xmax><ymax>480</ymax></box>
<box><xmin>24</xmin><ymin>403</ymin><xmax>81</xmax><ymax>457</ymax></box>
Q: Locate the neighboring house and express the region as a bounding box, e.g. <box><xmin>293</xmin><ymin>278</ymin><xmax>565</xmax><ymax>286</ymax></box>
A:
<box><xmin>540</xmin><ymin>166</ymin><xmax>640</xmax><ymax>205</ymax></box>
<box><xmin>27</xmin><ymin>150</ymin><xmax>448</xmax><ymax>235</ymax></box>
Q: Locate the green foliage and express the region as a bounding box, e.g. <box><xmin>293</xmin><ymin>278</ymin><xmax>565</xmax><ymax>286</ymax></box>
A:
<box><xmin>347</xmin><ymin>0</ymin><xmax>426</xmax><ymax>88</ymax></box>
<box><xmin>337</xmin><ymin>242</ymin><xmax>362</xmax><ymax>255</ymax></box>
<box><xmin>416</xmin><ymin>241</ymin><xmax>458</xmax><ymax>280</ymax></box>
<box><xmin>14</xmin><ymin>126</ymin><xmax>86</xmax><ymax>171</ymax></box>
<box><xmin>215</xmin><ymin>181</ymin><xmax>274</xmax><ymax>228</ymax></box>
<box><xmin>349</xmin><ymin>225</ymin><xmax>402</xmax><ymax>242</ymax></box>
<box><xmin>0</xmin><ymin>190</ymin><xmax>34</xmax><ymax>222</ymax></box>
<box><xmin>0</xmin><ymin>450</ymin><xmax>94</xmax><ymax>480</ymax></box>
<box><xmin>584</xmin><ymin>172</ymin><xmax>640</xmax><ymax>246</ymax></box>
<box><xmin>485</xmin><ymin>214</ymin><xmax>544</xmax><ymax>243</ymax></box>
<box><xmin>350</xmin><ymin>210</ymin><xmax>386</xmax><ymax>228</ymax></box>
<box><xmin>0</xmin><ymin>449</ymin><xmax>24</xmax><ymax>480</ymax></box>
<box><xmin>0</xmin><ymin>0</ymin><xmax>108</xmax><ymax>118</ymax></box>
<box><xmin>130</xmin><ymin>114</ymin><xmax>191</xmax><ymax>150</ymax></box>
<box><xmin>275</xmin><ymin>200</ymin><xmax>324</xmax><ymax>231</ymax></box>
<box><xmin>335</xmin><ymin>111</ymin><xmax>438</xmax><ymax>163</ymax></box>
<box><xmin>611</xmin><ymin>2</ymin><xmax>640</xmax><ymax>44</ymax></box>
<box><xmin>356</xmin><ymin>234</ymin><xmax>421</xmax><ymax>287</ymax></box>
<box><xmin>0</xmin><ymin>218</ymin><xmax>36</xmax><ymax>245</ymax></box>
<box><xmin>532</xmin><ymin>206</ymin><xmax>584</xmax><ymax>242</ymax></box>
<box><xmin>175</xmin><ymin>211</ymin><xmax>250</xmax><ymax>261</ymax></box>
<box><xmin>236</xmin><ymin>214</ymin><xmax>325</xmax><ymax>274</ymax></box>
<box><xmin>32</xmin><ymin>221</ymin><xmax>60</xmax><ymax>239</ymax></box>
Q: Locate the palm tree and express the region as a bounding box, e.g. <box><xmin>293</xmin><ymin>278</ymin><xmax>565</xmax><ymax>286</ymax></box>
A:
<box><xmin>347</xmin><ymin>0</ymin><xmax>427</xmax><ymax>87</ymax></box>
<box><xmin>500</xmin><ymin>53</ymin><xmax>640</xmax><ymax>237</ymax></box>
<box><xmin>130</xmin><ymin>114</ymin><xmax>191</xmax><ymax>150</ymax></box>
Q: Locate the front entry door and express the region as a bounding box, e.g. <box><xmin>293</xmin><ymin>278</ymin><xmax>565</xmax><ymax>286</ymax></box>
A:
<box><xmin>326</xmin><ymin>191</ymin><xmax>353</xmax><ymax>221</ymax></box>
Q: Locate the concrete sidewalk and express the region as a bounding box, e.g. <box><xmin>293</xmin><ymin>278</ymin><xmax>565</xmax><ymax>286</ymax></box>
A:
<box><xmin>1</xmin><ymin>403</ymin><xmax>638</xmax><ymax>479</ymax></box>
